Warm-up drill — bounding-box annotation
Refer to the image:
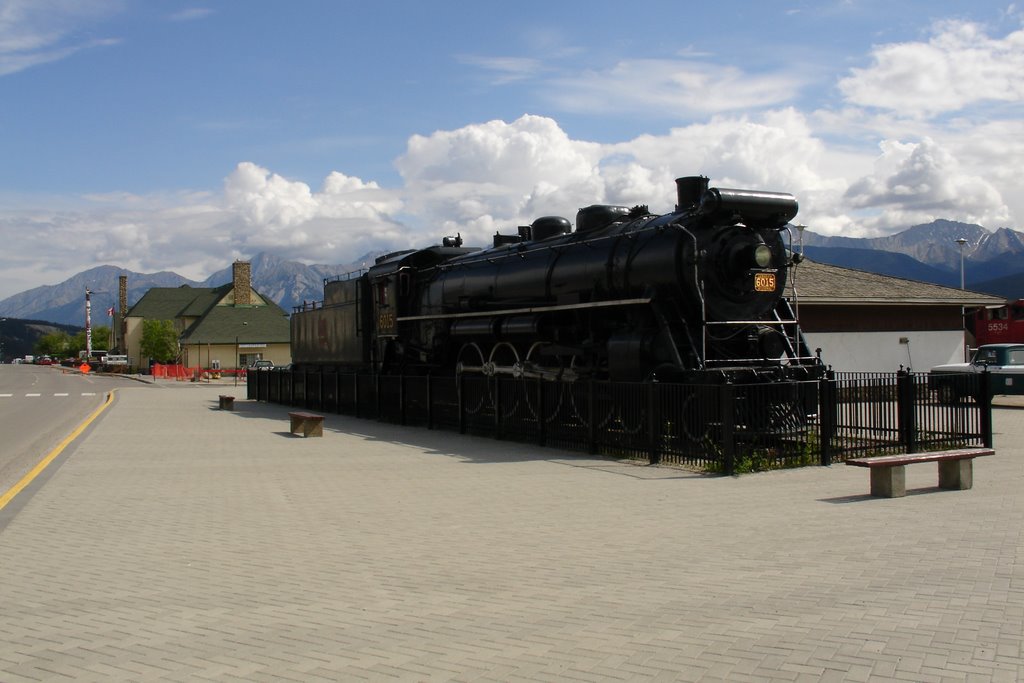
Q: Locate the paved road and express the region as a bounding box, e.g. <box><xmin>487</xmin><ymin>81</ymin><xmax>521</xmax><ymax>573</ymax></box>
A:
<box><xmin>0</xmin><ymin>365</ymin><xmax>144</xmax><ymax>495</ymax></box>
<box><xmin>0</xmin><ymin>382</ymin><xmax>1021</xmax><ymax>681</ymax></box>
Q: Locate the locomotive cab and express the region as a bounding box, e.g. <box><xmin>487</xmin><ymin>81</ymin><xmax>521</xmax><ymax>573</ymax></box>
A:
<box><xmin>367</xmin><ymin>243</ymin><xmax>479</xmax><ymax>372</ymax></box>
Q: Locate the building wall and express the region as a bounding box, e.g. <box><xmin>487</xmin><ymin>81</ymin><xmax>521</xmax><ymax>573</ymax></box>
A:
<box><xmin>797</xmin><ymin>304</ymin><xmax>962</xmax><ymax>332</ymax></box>
<box><xmin>124</xmin><ymin>317</ymin><xmax>144</xmax><ymax>370</ymax></box>
<box><xmin>804</xmin><ymin>329</ymin><xmax>968</xmax><ymax>373</ymax></box>
<box><xmin>124</xmin><ymin>316</ymin><xmax>191</xmax><ymax>370</ymax></box>
<box><xmin>182</xmin><ymin>342</ymin><xmax>291</xmax><ymax>370</ymax></box>
<box><xmin>794</xmin><ymin>303</ymin><xmax>970</xmax><ymax>372</ymax></box>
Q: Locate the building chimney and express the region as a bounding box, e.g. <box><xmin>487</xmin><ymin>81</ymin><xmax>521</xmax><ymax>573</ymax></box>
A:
<box><xmin>119</xmin><ymin>275</ymin><xmax>127</xmax><ymax>316</ymax></box>
<box><xmin>233</xmin><ymin>261</ymin><xmax>252</xmax><ymax>305</ymax></box>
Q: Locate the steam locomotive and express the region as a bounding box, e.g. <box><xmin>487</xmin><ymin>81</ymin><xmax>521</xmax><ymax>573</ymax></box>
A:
<box><xmin>291</xmin><ymin>176</ymin><xmax>823</xmax><ymax>385</ymax></box>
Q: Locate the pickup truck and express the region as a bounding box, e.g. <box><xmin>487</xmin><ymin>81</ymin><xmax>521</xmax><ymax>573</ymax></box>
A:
<box><xmin>928</xmin><ymin>343</ymin><xmax>1024</xmax><ymax>402</ymax></box>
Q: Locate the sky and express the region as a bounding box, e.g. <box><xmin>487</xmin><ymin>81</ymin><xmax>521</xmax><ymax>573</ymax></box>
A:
<box><xmin>1</xmin><ymin>0</ymin><xmax>1023</xmax><ymax>300</ymax></box>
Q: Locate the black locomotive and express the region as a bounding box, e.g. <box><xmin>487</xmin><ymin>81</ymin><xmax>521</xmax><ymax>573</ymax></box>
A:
<box><xmin>291</xmin><ymin>175</ymin><xmax>823</xmax><ymax>385</ymax></box>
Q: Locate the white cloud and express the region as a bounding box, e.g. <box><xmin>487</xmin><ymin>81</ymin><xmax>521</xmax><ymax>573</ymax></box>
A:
<box><xmin>0</xmin><ymin>165</ymin><xmax>412</xmax><ymax>300</ymax></box>
<box><xmin>843</xmin><ymin>137</ymin><xmax>1010</xmax><ymax>230</ymax></box>
<box><xmin>838</xmin><ymin>20</ymin><xmax>1024</xmax><ymax>115</ymax></box>
<box><xmin>455</xmin><ymin>55</ymin><xmax>546</xmax><ymax>84</ymax></box>
<box><xmin>395</xmin><ymin>115</ymin><xmax>605</xmax><ymax>244</ymax></box>
<box><xmin>222</xmin><ymin>162</ymin><xmax>407</xmax><ymax>255</ymax></box>
<box><xmin>543</xmin><ymin>59</ymin><xmax>806</xmax><ymax>117</ymax></box>
<box><xmin>166</xmin><ymin>8</ymin><xmax>213</xmax><ymax>22</ymax></box>
<box><xmin>0</xmin><ymin>0</ymin><xmax>121</xmax><ymax>76</ymax></box>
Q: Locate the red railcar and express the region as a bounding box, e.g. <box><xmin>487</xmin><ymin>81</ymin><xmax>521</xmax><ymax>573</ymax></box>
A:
<box><xmin>973</xmin><ymin>299</ymin><xmax>1024</xmax><ymax>345</ymax></box>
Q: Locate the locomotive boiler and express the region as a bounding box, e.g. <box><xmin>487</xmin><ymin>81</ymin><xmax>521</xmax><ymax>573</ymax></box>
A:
<box><xmin>291</xmin><ymin>175</ymin><xmax>823</xmax><ymax>385</ymax></box>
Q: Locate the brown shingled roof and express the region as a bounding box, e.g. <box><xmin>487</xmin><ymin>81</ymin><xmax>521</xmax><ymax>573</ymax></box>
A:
<box><xmin>786</xmin><ymin>259</ymin><xmax>1005</xmax><ymax>306</ymax></box>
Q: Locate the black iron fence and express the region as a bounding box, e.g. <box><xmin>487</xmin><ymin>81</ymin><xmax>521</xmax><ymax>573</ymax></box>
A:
<box><xmin>248</xmin><ymin>368</ymin><xmax>993</xmax><ymax>475</ymax></box>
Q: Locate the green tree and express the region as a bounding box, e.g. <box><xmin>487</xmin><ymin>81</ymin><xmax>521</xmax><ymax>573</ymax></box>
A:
<box><xmin>140</xmin><ymin>320</ymin><xmax>179</xmax><ymax>362</ymax></box>
<box><xmin>35</xmin><ymin>331</ymin><xmax>72</xmax><ymax>357</ymax></box>
<box><xmin>70</xmin><ymin>326</ymin><xmax>110</xmax><ymax>354</ymax></box>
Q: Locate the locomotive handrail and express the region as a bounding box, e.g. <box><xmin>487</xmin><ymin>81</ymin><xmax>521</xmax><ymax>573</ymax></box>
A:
<box><xmin>678</xmin><ymin>224</ymin><xmax>706</xmax><ymax>366</ymax></box>
<box><xmin>324</xmin><ymin>267</ymin><xmax>368</xmax><ymax>285</ymax></box>
<box><xmin>705</xmin><ymin>319</ymin><xmax>797</xmax><ymax>325</ymax></box>
<box><xmin>396</xmin><ymin>297</ymin><xmax>653</xmax><ymax>322</ymax></box>
<box><xmin>436</xmin><ymin>224</ymin><xmax>650</xmax><ymax>271</ymax></box>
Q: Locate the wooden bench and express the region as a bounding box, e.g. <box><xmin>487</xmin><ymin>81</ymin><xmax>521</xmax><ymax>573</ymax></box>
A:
<box><xmin>846</xmin><ymin>448</ymin><xmax>994</xmax><ymax>497</ymax></box>
<box><xmin>288</xmin><ymin>411</ymin><xmax>324</xmax><ymax>438</ymax></box>
<box><xmin>218</xmin><ymin>395</ymin><xmax>235</xmax><ymax>410</ymax></box>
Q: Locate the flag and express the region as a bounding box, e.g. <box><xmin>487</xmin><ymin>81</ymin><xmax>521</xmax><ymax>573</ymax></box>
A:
<box><xmin>107</xmin><ymin>307</ymin><xmax>114</xmax><ymax>316</ymax></box>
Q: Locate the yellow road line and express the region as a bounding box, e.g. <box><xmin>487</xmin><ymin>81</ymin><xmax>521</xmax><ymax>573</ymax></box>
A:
<box><xmin>0</xmin><ymin>390</ymin><xmax>116</xmax><ymax>511</ymax></box>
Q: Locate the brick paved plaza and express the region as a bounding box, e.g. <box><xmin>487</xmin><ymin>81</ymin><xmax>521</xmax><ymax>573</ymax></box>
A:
<box><xmin>1</xmin><ymin>384</ymin><xmax>1021</xmax><ymax>681</ymax></box>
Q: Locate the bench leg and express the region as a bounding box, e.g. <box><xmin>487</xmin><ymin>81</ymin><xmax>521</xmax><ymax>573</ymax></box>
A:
<box><xmin>305</xmin><ymin>420</ymin><xmax>323</xmax><ymax>437</ymax></box>
<box><xmin>870</xmin><ymin>465</ymin><xmax>906</xmax><ymax>497</ymax></box>
<box><xmin>939</xmin><ymin>459</ymin><xmax>972</xmax><ymax>490</ymax></box>
<box><xmin>290</xmin><ymin>417</ymin><xmax>302</xmax><ymax>435</ymax></box>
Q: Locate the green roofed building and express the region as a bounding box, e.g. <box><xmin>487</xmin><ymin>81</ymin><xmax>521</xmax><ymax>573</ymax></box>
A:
<box><xmin>124</xmin><ymin>261</ymin><xmax>290</xmax><ymax>372</ymax></box>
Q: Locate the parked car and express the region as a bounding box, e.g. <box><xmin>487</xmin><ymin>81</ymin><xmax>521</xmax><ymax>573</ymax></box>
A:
<box><xmin>928</xmin><ymin>343</ymin><xmax>1024</xmax><ymax>403</ymax></box>
<box><xmin>249</xmin><ymin>360</ymin><xmax>274</xmax><ymax>370</ymax></box>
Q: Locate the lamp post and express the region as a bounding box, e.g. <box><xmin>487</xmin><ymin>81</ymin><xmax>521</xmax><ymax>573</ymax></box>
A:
<box><xmin>956</xmin><ymin>237</ymin><xmax>967</xmax><ymax>289</ymax></box>
<box><xmin>955</xmin><ymin>238</ymin><xmax>969</xmax><ymax>361</ymax></box>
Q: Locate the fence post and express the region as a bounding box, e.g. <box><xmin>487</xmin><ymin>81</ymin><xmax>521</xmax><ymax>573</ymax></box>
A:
<box><xmin>458</xmin><ymin>373</ymin><xmax>466</xmax><ymax>435</ymax></box>
<box><xmin>980</xmin><ymin>369</ymin><xmax>993</xmax><ymax>448</ymax></box>
<box><xmin>897</xmin><ymin>369</ymin><xmax>917</xmax><ymax>453</ymax></box>
<box><xmin>720</xmin><ymin>382</ymin><xmax>735</xmax><ymax>475</ymax></box>
<box><xmin>353</xmin><ymin>374</ymin><xmax>360</xmax><ymax>419</ymax></box>
<box><xmin>494</xmin><ymin>377</ymin><xmax>503</xmax><ymax>440</ymax></box>
<box><xmin>818</xmin><ymin>372</ymin><xmax>837</xmax><ymax>466</ymax></box>
<box><xmin>426</xmin><ymin>375</ymin><xmax>434</xmax><ymax>430</ymax></box>
<box><xmin>648</xmin><ymin>382</ymin><xmax>661</xmax><ymax>465</ymax></box>
<box><xmin>587</xmin><ymin>379</ymin><xmax>597</xmax><ymax>455</ymax></box>
<box><xmin>375</xmin><ymin>374</ymin><xmax>381</xmax><ymax>421</ymax></box>
<box><xmin>399</xmin><ymin>375</ymin><xmax>406</xmax><ymax>426</ymax></box>
<box><xmin>536</xmin><ymin>378</ymin><xmax>546</xmax><ymax>447</ymax></box>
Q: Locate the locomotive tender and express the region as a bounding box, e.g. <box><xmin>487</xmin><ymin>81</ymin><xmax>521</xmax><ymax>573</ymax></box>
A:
<box><xmin>291</xmin><ymin>175</ymin><xmax>823</xmax><ymax>385</ymax></box>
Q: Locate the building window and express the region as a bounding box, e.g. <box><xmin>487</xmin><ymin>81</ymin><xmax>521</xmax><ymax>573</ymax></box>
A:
<box><xmin>239</xmin><ymin>352</ymin><xmax>263</xmax><ymax>367</ymax></box>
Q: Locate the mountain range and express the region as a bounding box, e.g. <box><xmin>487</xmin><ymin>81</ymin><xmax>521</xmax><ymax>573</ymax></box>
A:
<box><xmin>800</xmin><ymin>218</ymin><xmax>1024</xmax><ymax>293</ymax></box>
<box><xmin>1</xmin><ymin>219</ymin><xmax>1022</xmax><ymax>329</ymax></box>
<box><xmin>0</xmin><ymin>252</ymin><xmax>378</xmax><ymax>328</ymax></box>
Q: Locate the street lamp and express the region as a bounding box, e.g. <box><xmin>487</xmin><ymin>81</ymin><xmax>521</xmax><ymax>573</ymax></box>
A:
<box><xmin>955</xmin><ymin>238</ymin><xmax>969</xmax><ymax>361</ymax></box>
<box><xmin>956</xmin><ymin>237</ymin><xmax>968</xmax><ymax>289</ymax></box>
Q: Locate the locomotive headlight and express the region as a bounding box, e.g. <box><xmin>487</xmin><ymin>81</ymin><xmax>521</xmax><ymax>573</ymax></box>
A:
<box><xmin>753</xmin><ymin>244</ymin><xmax>772</xmax><ymax>268</ymax></box>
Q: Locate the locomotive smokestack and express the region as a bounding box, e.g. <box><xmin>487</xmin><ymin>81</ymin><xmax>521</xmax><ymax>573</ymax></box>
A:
<box><xmin>675</xmin><ymin>176</ymin><xmax>709</xmax><ymax>211</ymax></box>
